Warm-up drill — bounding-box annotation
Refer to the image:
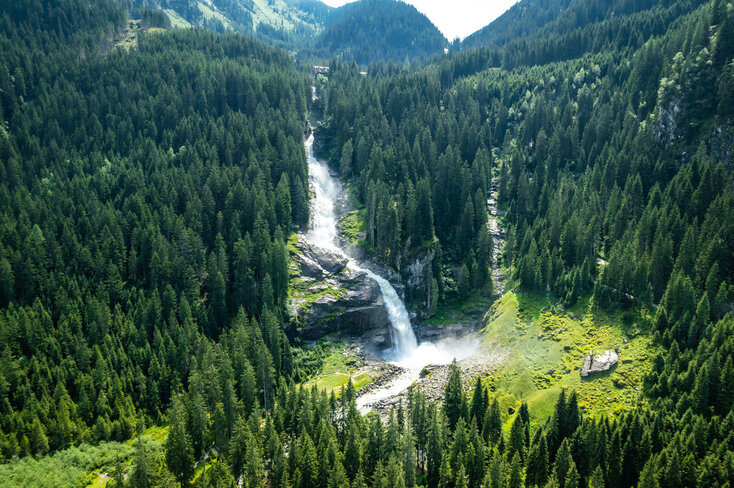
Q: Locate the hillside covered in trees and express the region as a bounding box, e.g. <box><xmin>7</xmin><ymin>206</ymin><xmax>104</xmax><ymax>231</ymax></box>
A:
<box><xmin>306</xmin><ymin>0</ymin><xmax>447</xmax><ymax>64</ymax></box>
<box><xmin>0</xmin><ymin>0</ymin><xmax>733</xmax><ymax>486</ymax></box>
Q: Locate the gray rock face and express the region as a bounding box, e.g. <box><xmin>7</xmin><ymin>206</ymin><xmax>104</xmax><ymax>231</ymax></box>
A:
<box><xmin>654</xmin><ymin>96</ymin><xmax>682</xmax><ymax>146</ymax></box>
<box><xmin>405</xmin><ymin>249</ymin><xmax>435</xmax><ymax>319</ymax></box>
<box><xmin>580</xmin><ymin>350</ymin><xmax>619</xmax><ymax>377</ymax></box>
<box><xmin>290</xmin><ymin>238</ymin><xmax>391</xmax><ymax>346</ymax></box>
<box><xmin>295</xmin><ymin>243</ymin><xmax>348</xmax><ymax>278</ymax></box>
<box><xmin>406</xmin><ymin>250</ymin><xmax>433</xmax><ymax>288</ymax></box>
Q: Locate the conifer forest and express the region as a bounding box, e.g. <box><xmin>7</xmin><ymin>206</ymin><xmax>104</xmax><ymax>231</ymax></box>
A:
<box><xmin>0</xmin><ymin>0</ymin><xmax>733</xmax><ymax>486</ymax></box>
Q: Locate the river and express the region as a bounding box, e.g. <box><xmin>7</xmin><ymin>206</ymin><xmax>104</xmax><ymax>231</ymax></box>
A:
<box><xmin>303</xmin><ymin>132</ymin><xmax>481</xmax><ymax>412</ymax></box>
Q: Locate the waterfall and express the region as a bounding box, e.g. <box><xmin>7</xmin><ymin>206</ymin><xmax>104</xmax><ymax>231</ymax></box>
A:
<box><xmin>360</xmin><ymin>268</ymin><xmax>418</xmax><ymax>359</ymax></box>
<box><xmin>304</xmin><ymin>133</ymin><xmax>418</xmax><ymax>360</ymax></box>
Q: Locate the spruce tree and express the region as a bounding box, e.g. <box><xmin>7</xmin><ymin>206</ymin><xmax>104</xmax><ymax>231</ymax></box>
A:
<box><xmin>444</xmin><ymin>360</ymin><xmax>464</xmax><ymax>430</ymax></box>
<box><xmin>165</xmin><ymin>395</ymin><xmax>195</xmax><ymax>486</ymax></box>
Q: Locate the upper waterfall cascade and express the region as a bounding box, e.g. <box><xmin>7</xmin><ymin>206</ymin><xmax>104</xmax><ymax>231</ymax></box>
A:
<box><xmin>305</xmin><ymin>133</ymin><xmax>418</xmax><ymax>359</ymax></box>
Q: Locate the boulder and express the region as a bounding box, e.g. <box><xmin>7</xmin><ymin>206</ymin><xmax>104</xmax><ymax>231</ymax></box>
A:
<box><xmin>580</xmin><ymin>350</ymin><xmax>618</xmax><ymax>377</ymax></box>
<box><xmin>294</xmin><ymin>242</ymin><xmax>349</xmax><ymax>278</ymax></box>
<box><xmin>291</xmin><ymin>242</ymin><xmax>392</xmax><ymax>347</ymax></box>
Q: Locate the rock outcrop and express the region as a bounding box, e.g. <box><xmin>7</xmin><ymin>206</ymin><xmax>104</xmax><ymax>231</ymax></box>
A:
<box><xmin>290</xmin><ymin>240</ymin><xmax>392</xmax><ymax>347</ymax></box>
<box><xmin>653</xmin><ymin>96</ymin><xmax>682</xmax><ymax>146</ymax></box>
<box><xmin>580</xmin><ymin>350</ymin><xmax>618</xmax><ymax>377</ymax></box>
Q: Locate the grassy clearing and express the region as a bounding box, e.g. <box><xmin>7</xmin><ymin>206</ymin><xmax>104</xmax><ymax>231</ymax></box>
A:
<box><xmin>163</xmin><ymin>9</ymin><xmax>192</xmax><ymax>28</ymax></box>
<box><xmin>479</xmin><ymin>291</ymin><xmax>658</xmax><ymax>429</ymax></box>
<box><xmin>301</xmin><ymin>343</ymin><xmax>372</xmax><ymax>394</ymax></box>
<box><xmin>197</xmin><ymin>2</ymin><xmax>233</xmax><ymax>30</ymax></box>
<box><xmin>287</xmin><ymin>232</ymin><xmax>300</xmax><ymax>254</ymax></box>
<box><xmin>114</xmin><ymin>20</ymin><xmax>166</xmax><ymax>51</ymax></box>
<box><xmin>191</xmin><ymin>454</ymin><xmax>216</xmax><ymax>484</ymax></box>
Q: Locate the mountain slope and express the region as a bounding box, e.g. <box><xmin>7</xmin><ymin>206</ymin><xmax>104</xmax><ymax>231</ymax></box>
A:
<box><xmin>462</xmin><ymin>0</ymin><xmax>708</xmax><ymax>56</ymax></box>
<box><xmin>127</xmin><ymin>0</ymin><xmax>332</xmax><ymax>50</ymax></box>
<box><xmin>309</xmin><ymin>0</ymin><xmax>447</xmax><ymax>64</ymax></box>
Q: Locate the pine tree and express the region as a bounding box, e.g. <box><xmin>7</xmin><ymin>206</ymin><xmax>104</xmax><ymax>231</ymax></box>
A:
<box><xmin>299</xmin><ymin>434</ymin><xmax>320</xmax><ymax>488</ymax></box>
<box><xmin>427</xmin><ymin>411</ymin><xmax>442</xmax><ymax>488</ymax></box>
<box><xmin>165</xmin><ymin>395</ymin><xmax>195</xmax><ymax>486</ymax></box>
<box><xmin>483</xmin><ymin>399</ymin><xmax>502</xmax><ymax>446</ymax></box>
<box><xmin>130</xmin><ymin>433</ymin><xmax>151</xmax><ymax>488</ymax></box>
<box><xmin>341</xmin><ymin>140</ymin><xmax>354</xmax><ymax>178</ymax></box>
<box><xmin>526</xmin><ymin>434</ymin><xmax>549</xmax><ymax>487</ymax></box>
<box><xmin>245</xmin><ymin>440</ymin><xmax>266</xmax><ymax>488</ymax></box>
<box><xmin>345</xmin><ymin>424</ymin><xmax>361</xmax><ymax>480</ymax></box>
<box><xmin>508</xmin><ymin>414</ymin><xmax>525</xmax><ymax>462</ymax></box>
<box><xmin>330</xmin><ymin>462</ymin><xmax>350</xmax><ymax>488</ymax></box>
<box><xmin>565</xmin><ymin>462</ymin><xmax>579</xmax><ymax>488</ymax></box>
<box><xmin>438</xmin><ymin>453</ymin><xmax>452</xmax><ymax>488</ymax></box>
<box><xmin>403</xmin><ymin>428</ymin><xmax>417</xmax><ymax>488</ymax></box>
<box><xmin>29</xmin><ymin>418</ymin><xmax>49</xmax><ymax>456</ymax></box>
<box><xmin>589</xmin><ymin>466</ymin><xmax>605</xmax><ymax>488</ymax></box>
<box><xmin>637</xmin><ymin>460</ymin><xmax>659</xmax><ymax>488</ymax></box>
<box><xmin>444</xmin><ymin>360</ymin><xmax>464</xmax><ymax>429</ymax></box>
<box><xmin>206</xmin><ymin>457</ymin><xmax>237</xmax><ymax>488</ymax></box>
<box><xmin>508</xmin><ymin>454</ymin><xmax>523</xmax><ymax>488</ymax></box>
<box><xmin>455</xmin><ymin>463</ymin><xmax>468</xmax><ymax>488</ymax></box>
<box><xmin>553</xmin><ymin>439</ymin><xmax>572</xmax><ymax>488</ymax></box>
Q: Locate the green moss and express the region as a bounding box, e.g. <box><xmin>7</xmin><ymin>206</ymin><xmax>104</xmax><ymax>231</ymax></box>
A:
<box><xmin>288</xmin><ymin>260</ymin><xmax>347</xmax><ymax>321</ymax></box>
<box><xmin>287</xmin><ymin>232</ymin><xmax>300</xmax><ymax>254</ymax></box>
<box><xmin>339</xmin><ymin>209</ymin><xmax>367</xmax><ymax>245</ymax></box>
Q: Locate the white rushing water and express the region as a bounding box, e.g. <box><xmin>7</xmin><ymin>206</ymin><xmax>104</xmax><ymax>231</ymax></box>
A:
<box><xmin>305</xmin><ymin>133</ymin><xmax>420</xmax><ymax>358</ymax></box>
<box><xmin>304</xmin><ymin>132</ymin><xmax>479</xmax><ymax>410</ymax></box>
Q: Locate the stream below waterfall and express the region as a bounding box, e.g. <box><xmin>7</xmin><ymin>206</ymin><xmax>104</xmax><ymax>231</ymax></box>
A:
<box><xmin>303</xmin><ymin>131</ymin><xmax>482</xmax><ymax>413</ymax></box>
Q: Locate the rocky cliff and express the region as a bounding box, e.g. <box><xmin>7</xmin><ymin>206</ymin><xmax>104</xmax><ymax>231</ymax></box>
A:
<box><xmin>289</xmin><ymin>240</ymin><xmax>392</xmax><ymax>347</ymax></box>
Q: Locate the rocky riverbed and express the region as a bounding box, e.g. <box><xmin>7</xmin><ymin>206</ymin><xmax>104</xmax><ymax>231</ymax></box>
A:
<box><xmin>354</xmin><ymin>332</ymin><xmax>510</xmax><ymax>416</ymax></box>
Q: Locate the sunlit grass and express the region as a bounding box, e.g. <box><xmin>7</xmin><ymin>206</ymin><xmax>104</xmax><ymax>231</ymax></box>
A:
<box><xmin>479</xmin><ymin>291</ymin><xmax>659</xmax><ymax>429</ymax></box>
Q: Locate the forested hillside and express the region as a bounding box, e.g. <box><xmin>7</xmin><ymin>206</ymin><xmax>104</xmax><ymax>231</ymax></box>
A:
<box><xmin>314</xmin><ymin>0</ymin><xmax>734</xmax><ymax>484</ymax></box>
<box><xmin>116</xmin><ymin>0</ymin><xmax>331</xmax><ymax>51</ymax></box>
<box><xmin>307</xmin><ymin>0</ymin><xmax>447</xmax><ymax>64</ymax></box>
<box><xmin>0</xmin><ymin>0</ymin><xmax>310</xmax><ymax>465</ymax></box>
<box><xmin>0</xmin><ymin>0</ymin><xmax>733</xmax><ymax>486</ymax></box>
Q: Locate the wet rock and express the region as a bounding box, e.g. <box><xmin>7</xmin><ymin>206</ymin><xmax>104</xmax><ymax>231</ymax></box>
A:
<box><xmin>580</xmin><ymin>350</ymin><xmax>619</xmax><ymax>377</ymax></box>
<box><xmin>363</xmin><ymin>330</ymin><xmax>390</xmax><ymax>348</ymax></box>
<box><xmin>291</xmin><ymin>241</ymin><xmax>392</xmax><ymax>346</ymax></box>
<box><xmin>406</xmin><ymin>249</ymin><xmax>434</xmax><ymax>288</ymax></box>
<box><xmin>297</xmin><ymin>242</ymin><xmax>348</xmax><ymax>276</ymax></box>
<box><xmin>420</xmin><ymin>365</ymin><xmax>440</xmax><ymax>378</ymax></box>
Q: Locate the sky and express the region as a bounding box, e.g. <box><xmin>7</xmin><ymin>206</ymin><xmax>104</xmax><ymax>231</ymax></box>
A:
<box><xmin>319</xmin><ymin>0</ymin><xmax>520</xmax><ymax>40</ymax></box>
